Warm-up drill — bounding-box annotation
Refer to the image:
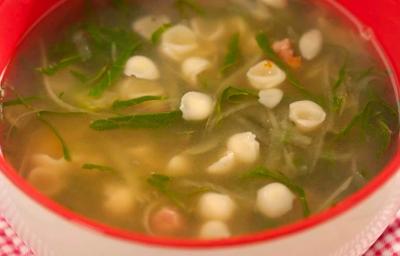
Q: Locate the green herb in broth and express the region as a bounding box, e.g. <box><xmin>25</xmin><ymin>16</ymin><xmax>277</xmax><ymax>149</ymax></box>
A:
<box><xmin>112</xmin><ymin>95</ymin><xmax>167</xmax><ymax>110</ymax></box>
<box><xmin>336</xmin><ymin>99</ymin><xmax>397</xmax><ymax>152</ymax></box>
<box><xmin>332</xmin><ymin>56</ymin><xmax>348</xmax><ymax>92</ymax></box>
<box><xmin>174</xmin><ymin>0</ymin><xmax>205</xmax><ymax>16</ymax></box>
<box><xmin>82</xmin><ymin>163</ymin><xmax>115</xmax><ymax>172</ymax></box>
<box><xmin>147</xmin><ymin>173</ymin><xmax>185</xmax><ymax>209</ymax></box>
<box><xmin>213</xmin><ymin>86</ymin><xmax>258</xmax><ymax>123</ymax></box>
<box><xmin>1</xmin><ymin>96</ymin><xmax>40</xmax><ymax>107</ymax></box>
<box><xmin>88</xmin><ymin>42</ymin><xmax>141</xmax><ymax>97</ymax></box>
<box><xmin>2</xmin><ymin>0</ymin><xmax>399</xmax><ymax>240</ymax></box>
<box><xmin>220</xmin><ymin>86</ymin><xmax>258</xmax><ymax>103</ymax></box>
<box><xmin>37</xmin><ymin>55</ymin><xmax>82</xmax><ymax>76</ymax></box>
<box><xmin>110</xmin><ymin>0</ymin><xmax>128</xmax><ymax>10</ymax></box>
<box><xmin>221</xmin><ymin>33</ymin><xmax>241</xmax><ymax>76</ymax></box>
<box><xmin>36</xmin><ymin>113</ymin><xmax>72</xmax><ymax>161</ymax></box>
<box><xmin>90</xmin><ymin>110</ymin><xmax>182</xmax><ymax>130</ymax></box>
<box><xmin>151</xmin><ymin>23</ymin><xmax>173</xmax><ymax>45</ymax></box>
<box><xmin>70</xmin><ymin>70</ymin><xmax>89</xmax><ymax>83</ymax></box>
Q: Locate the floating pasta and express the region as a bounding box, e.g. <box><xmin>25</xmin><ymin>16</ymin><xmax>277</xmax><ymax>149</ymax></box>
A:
<box><xmin>181</xmin><ymin>57</ymin><xmax>211</xmax><ymax>86</ymax></box>
<box><xmin>289</xmin><ymin>100</ymin><xmax>327</xmax><ymax>132</ymax></box>
<box><xmin>258</xmin><ymin>88</ymin><xmax>284</xmax><ymax>109</ymax></box>
<box><xmin>180</xmin><ymin>91</ymin><xmax>214</xmax><ymax>121</ymax></box>
<box><xmin>197</xmin><ymin>192</ymin><xmax>236</xmax><ymax>221</ymax></box>
<box><xmin>190</xmin><ymin>17</ymin><xmax>226</xmax><ymax>41</ymax></box>
<box><xmin>247</xmin><ymin>60</ymin><xmax>287</xmax><ymax>89</ymax></box>
<box><xmin>160</xmin><ymin>24</ymin><xmax>199</xmax><ymax>61</ymax></box>
<box><xmin>132</xmin><ymin>15</ymin><xmax>171</xmax><ymax>40</ymax></box>
<box><xmin>256</xmin><ymin>183</ymin><xmax>295</xmax><ymax>218</ymax></box>
<box><xmin>207</xmin><ymin>151</ymin><xmax>236</xmax><ymax>175</ymax></box>
<box><xmin>299</xmin><ymin>29</ymin><xmax>323</xmax><ymax>60</ymax></box>
<box><xmin>124</xmin><ymin>55</ymin><xmax>160</xmax><ymax>80</ymax></box>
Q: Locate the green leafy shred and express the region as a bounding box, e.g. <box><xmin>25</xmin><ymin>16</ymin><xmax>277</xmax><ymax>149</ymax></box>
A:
<box><xmin>333</xmin><ymin>56</ymin><xmax>348</xmax><ymax>91</ymax></box>
<box><xmin>70</xmin><ymin>70</ymin><xmax>89</xmax><ymax>83</ymax></box>
<box><xmin>112</xmin><ymin>95</ymin><xmax>166</xmax><ymax>110</ymax></box>
<box><xmin>86</xmin><ymin>25</ymin><xmax>140</xmax><ymax>50</ymax></box>
<box><xmin>242</xmin><ymin>166</ymin><xmax>310</xmax><ymax>217</ymax></box>
<box><xmin>147</xmin><ymin>173</ymin><xmax>185</xmax><ymax>209</ymax></box>
<box><xmin>255</xmin><ymin>32</ymin><xmax>320</xmax><ymax>104</ymax></box>
<box><xmin>221</xmin><ymin>33</ymin><xmax>241</xmax><ymax>76</ymax></box>
<box><xmin>82</xmin><ymin>163</ymin><xmax>115</xmax><ymax>172</ymax></box>
<box><xmin>2</xmin><ymin>96</ymin><xmax>39</xmax><ymax>107</ymax></box>
<box><xmin>332</xmin><ymin>95</ymin><xmax>344</xmax><ymax>113</ymax></box>
<box><xmin>220</xmin><ymin>86</ymin><xmax>258</xmax><ymax>103</ymax></box>
<box><xmin>337</xmin><ymin>100</ymin><xmax>398</xmax><ymax>155</ymax></box>
<box><xmin>355</xmin><ymin>66</ymin><xmax>374</xmax><ymax>82</ymax></box>
<box><xmin>90</xmin><ymin>110</ymin><xmax>182</xmax><ymax>130</ymax></box>
<box><xmin>110</xmin><ymin>0</ymin><xmax>128</xmax><ymax>9</ymax></box>
<box><xmin>37</xmin><ymin>55</ymin><xmax>81</xmax><ymax>76</ymax></box>
<box><xmin>88</xmin><ymin>42</ymin><xmax>141</xmax><ymax>97</ymax></box>
<box><xmin>213</xmin><ymin>86</ymin><xmax>258</xmax><ymax>122</ymax></box>
<box><xmin>151</xmin><ymin>23</ymin><xmax>173</xmax><ymax>44</ymax></box>
<box><xmin>174</xmin><ymin>0</ymin><xmax>205</xmax><ymax>16</ymax></box>
<box><xmin>36</xmin><ymin>112</ymin><xmax>71</xmax><ymax>161</ymax></box>
<box><xmin>147</xmin><ymin>174</ymin><xmax>215</xmax><ymax>209</ymax></box>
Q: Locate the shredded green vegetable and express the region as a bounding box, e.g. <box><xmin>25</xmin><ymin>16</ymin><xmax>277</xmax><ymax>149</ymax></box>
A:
<box><xmin>174</xmin><ymin>0</ymin><xmax>205</xmax><ymax>16</ymax></box>
<box><xmin>90</xmin><ymin>110</ymin><xmax>182</xmax><ymax>130</ymax></box>
<box><xmin>212</xmin><ymin>86</ymin><xmax>258</xmax><ymax>124</ymax></box>
<box><xmin>82</xmin><ymin>163</ymin><xmax>115</xmax><ymax>172</ymax></box>
<box><xmin>2</xmin><ymin>96</ymin><xmax>40</xmax><ymax>107</ymax></box>
<box><xmin>112</xmin><ymin>95</ymin><xmax>166</xmax><ymax>110</ymax></box>
<box><xmin>333</xmin><ymin>56</ymin><xmax>348</xmax><ymax>91</ymax></box>
<box><xmin>147</xmin><ymin>173</ymin><xmax>185</xmax><ymax>209</ymax></box>
<box><xmin>337</xmin><ymin>100</ymin><xmax>397</xmax><ymax>155</ymax></box>
<box><xmin>37</xmin><ymin>55</ymin><xmax>81</xmax><ymax>76</ymax></box>
<box><xmin>36</xmin><ymin>112</ymin><xmax>71</xmax><ymax>161</ymax></box>
<box><xmin>88</xmin><ymin>42</ymin><xmax>141</xmax><ymax>97</ymax></box>
<box><xmin>70</xmin><ymin>70</ymin><xmax>89</xmax><ymax>83</ymax></box>
<box><xmin>221</xmin><ymin>33</ymin><xmax>241</xmax><ymax>76</ymax></box>
<box><xmin>151</xmin><ymin>23</ymin><xmax>173</xmax><ymax>44</ymax></box>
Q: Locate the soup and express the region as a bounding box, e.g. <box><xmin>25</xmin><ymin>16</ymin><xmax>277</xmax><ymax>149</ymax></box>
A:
<box><xmin>1</xmin><ymin>0</ymin><xmax>398</xmax><ymax>239</ymax></box>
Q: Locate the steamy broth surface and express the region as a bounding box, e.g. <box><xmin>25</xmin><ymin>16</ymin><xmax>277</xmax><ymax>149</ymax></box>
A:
<box><xmin>1</xmin><ymin>0</ymin><xmax>399</xmax><ymax>239</ymax></box>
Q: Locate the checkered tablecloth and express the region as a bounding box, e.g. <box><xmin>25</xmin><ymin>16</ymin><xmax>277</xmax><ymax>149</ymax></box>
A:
<box><xmin>1</xmin><ymin>214</ymin><xmax>400</xmax><ymax>256</ymax></box>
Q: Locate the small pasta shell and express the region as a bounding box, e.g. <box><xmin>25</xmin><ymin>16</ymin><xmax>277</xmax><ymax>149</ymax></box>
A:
<box><xmin>124</xmin><ymin>55</ymin><xmax>160</xmax><ymax>80</ymax></box>
<box><xmin>190</xmin><ymin>18</ymin><xmax>226</xmax><ymax>41</ymax></box>
<box><xmin>181</xmin><ymin>57</ymin><xmax>211</xmax><ymax>86</ymax></box>
<box><xmin>227</xmin><ymin>132</ymin><xmax>260</xmax><ymax>164</ymax></box>
<box><xmin>299</xmin><ymin>29</ymin><xmax>323</xmax><ymax>60</ymax></box>
<box><xmin>289</xmin><ymin>100</ymin><xmax>327</xmax><ymax>132</ymax></box>
<box><xmin>207</xmin><ymin>151</ymin><xmax>236</xmax><ymax>175</ymax></box>
<box><xmin>247</xmin><ymin>60</ymin><xmax>287</xmax><ymax>89</ymax></box>
<box><xmin>160</xmin><ymin>25</ymin><xmax>199</xmax><ymax>61</ymax></box>
<box><xmin>256</xmin><ymin>183</ymin><xmax>295</xmax><ymax>218</ymax></box>
<box><xmin>180</xmin><ymin>91</ymin><xmax>214</xmax><ymax>121</ymax></box>
<box><xmin>132</xmin><ymin>15</ymin><xmax>171</xmax><ymax>40</ymax></box>
<box><xmin>258</xmin><ymin>88</ymin><xmax>284</xmax><ymax>109</ymax></box>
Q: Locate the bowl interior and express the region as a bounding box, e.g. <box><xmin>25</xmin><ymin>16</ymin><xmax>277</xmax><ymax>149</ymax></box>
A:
<box><xmin>0</xmin><ymin>0</ymin><xmax>400</xmax><ymax>248</ymax></box>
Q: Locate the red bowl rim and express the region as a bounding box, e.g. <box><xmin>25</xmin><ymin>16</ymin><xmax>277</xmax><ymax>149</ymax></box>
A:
<box><xmin>0</xmin><ymin>0</ymin><xmax>400</xmax><ymax>249</ymax></box>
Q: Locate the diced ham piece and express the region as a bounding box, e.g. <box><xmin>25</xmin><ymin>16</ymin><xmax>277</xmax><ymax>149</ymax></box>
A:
<box><xmin>150</xmin><ymin>206</ymin><xmax>185</xmax><ymax>235</ymax></box>
<box><xmin>272</xmin><ymin>38</ymin><xmax>302</xmax><ymax>69</ymax></box>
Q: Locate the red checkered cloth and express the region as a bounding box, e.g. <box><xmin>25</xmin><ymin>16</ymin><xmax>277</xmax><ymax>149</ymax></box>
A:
<box><xmin>0</xmin><ymin>214</ymin><xmax>400</xmax><ymax>255</ymax></box>
<box><xmin>0</xmin><ymin>217</ymin><xmax>33</xmax><ymax>256</ymax></box>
